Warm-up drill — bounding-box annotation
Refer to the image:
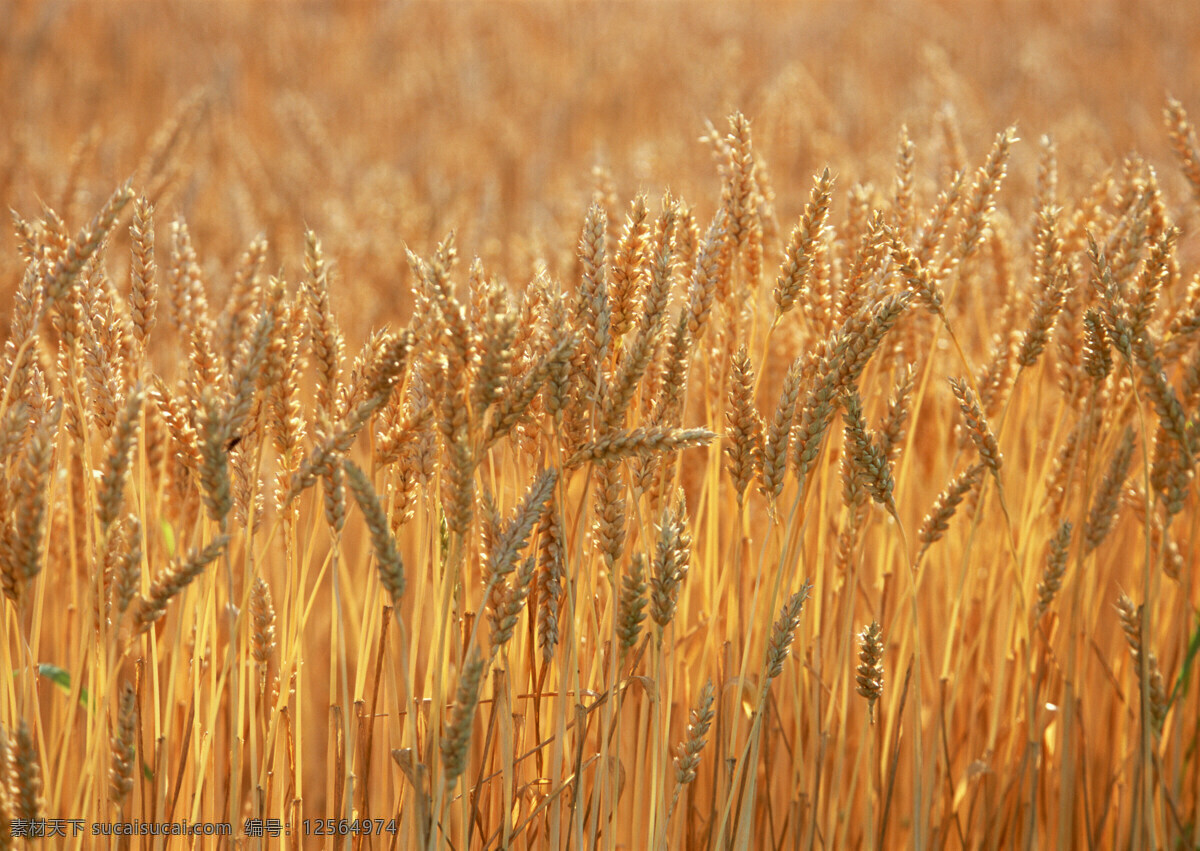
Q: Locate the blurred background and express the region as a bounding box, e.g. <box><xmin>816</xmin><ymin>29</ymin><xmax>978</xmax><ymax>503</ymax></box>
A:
<box><xmin>2</xmin><ymin>0</ymin><xmax>1199</xmax><ymax>339</ymax></box>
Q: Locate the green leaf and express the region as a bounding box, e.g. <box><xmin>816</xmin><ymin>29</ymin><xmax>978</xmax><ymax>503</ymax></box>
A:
<box><xmin>161</xmin><ymin>519</ymin><xmax>177</xmax><ymax>558</ymax></box>
<box><xmin>36</xmin><ymin>663</ymin><xmax>71</xmax><ymax>692</ymax></box>
<box><xmin>1168</xmin><ymin>613</ymin><xmax>1200</xmax><ymax>711</ymax></box>
<box><xmin>16</xmin><ymin>664</ymin><xmax>89</xmax><ymax>708</ymax></box>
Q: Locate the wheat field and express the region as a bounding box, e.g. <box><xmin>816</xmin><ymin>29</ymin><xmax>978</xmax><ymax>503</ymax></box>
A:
<box><xmin>2</xmin><ymin>1</ymin><xmax>1200</xmax><ymax>848</ymax></box>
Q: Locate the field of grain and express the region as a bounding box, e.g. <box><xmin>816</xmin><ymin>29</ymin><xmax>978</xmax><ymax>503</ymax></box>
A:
<box><xmin>3</xmin><ymin>1</ymin><xmax>1200</xmax><ymax>848</ymax></box>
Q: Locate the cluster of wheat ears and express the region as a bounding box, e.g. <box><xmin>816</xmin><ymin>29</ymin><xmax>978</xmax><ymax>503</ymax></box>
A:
<box><xmin>1</xmin><ymin>92</ymin><xmax>1200</xmax><ymax>850</ymax></box>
